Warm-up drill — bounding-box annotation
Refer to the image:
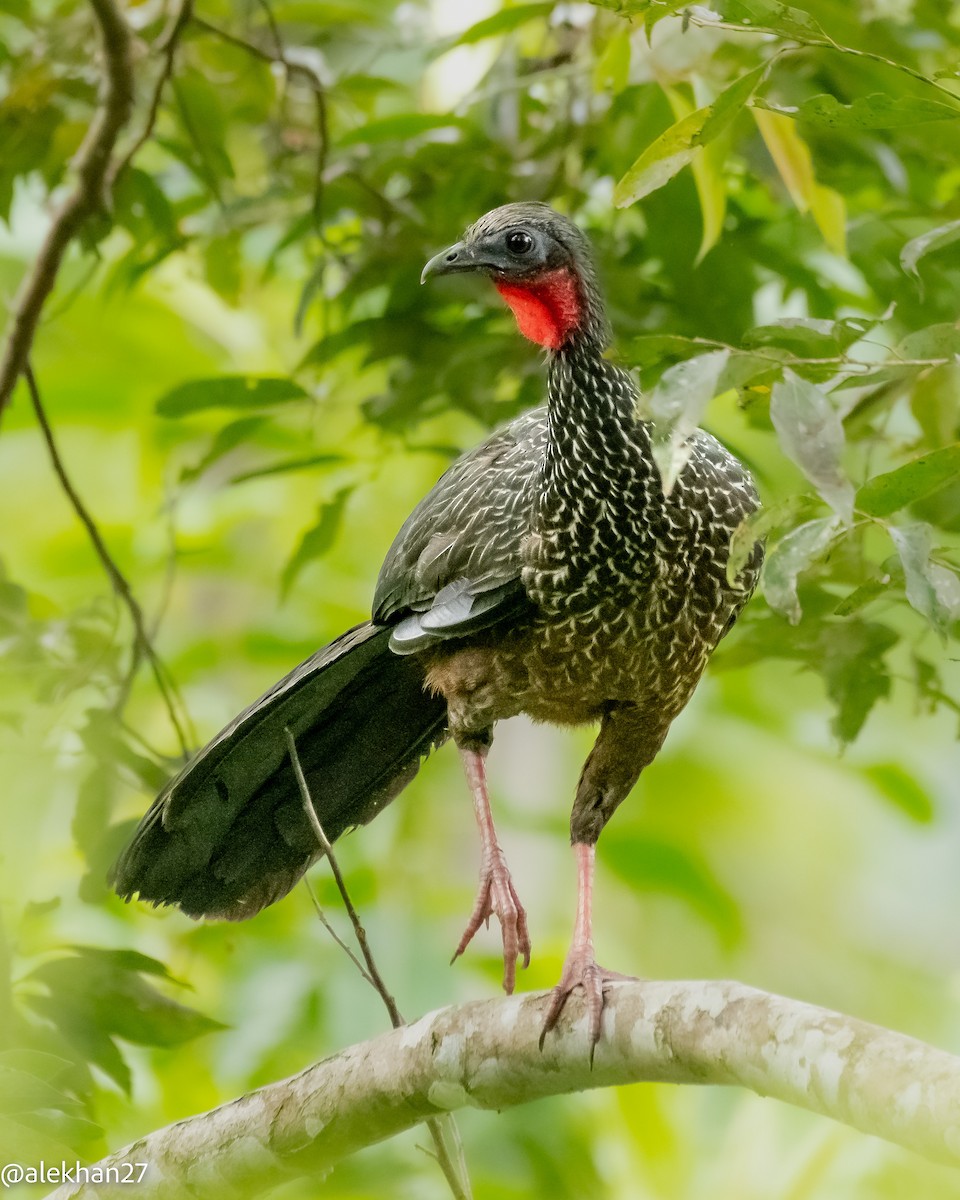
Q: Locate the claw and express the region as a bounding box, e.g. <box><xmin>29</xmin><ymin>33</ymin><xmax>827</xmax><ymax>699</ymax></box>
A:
<box><xmin>539</xmin><ymin>955</ymin><xmax>633</xmax><ymax>1058</ymax></box>
<box><xmin>452</xmin><ymin>845</ymin><xmax>531</xmax><ymax>993</ymax></box>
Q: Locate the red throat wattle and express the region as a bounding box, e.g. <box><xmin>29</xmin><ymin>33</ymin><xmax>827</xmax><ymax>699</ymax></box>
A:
<box><xmin>494</xmin><ymin>267</ymin><xmax>582</xmax><ymax>350</ymax></box>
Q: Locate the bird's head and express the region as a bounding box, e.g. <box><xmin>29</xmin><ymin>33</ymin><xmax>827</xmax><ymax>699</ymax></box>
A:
<box><xmin>421</xmin><ymin>202</ymin><xmax>607</xmax><ymax>353</ymax></box>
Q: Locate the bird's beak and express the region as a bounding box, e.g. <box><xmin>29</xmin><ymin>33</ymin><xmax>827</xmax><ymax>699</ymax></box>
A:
<box><xmin>420</xmin><ymin>241</ymin><xmax>486</xmax><ymax>284</ymax></box>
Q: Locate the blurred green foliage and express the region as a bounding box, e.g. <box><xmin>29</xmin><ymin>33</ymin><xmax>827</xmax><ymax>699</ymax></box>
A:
<box><xmin>1</xmin><ymin>0</ymin><xmax>960</xmax><ymax>1195</ymax></box>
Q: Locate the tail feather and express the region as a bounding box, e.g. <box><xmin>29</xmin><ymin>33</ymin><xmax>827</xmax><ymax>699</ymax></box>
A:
<box><xmin>111</xmin><ymin>622</ymin><xmax>448</xmax><ymax>919</ymax></box>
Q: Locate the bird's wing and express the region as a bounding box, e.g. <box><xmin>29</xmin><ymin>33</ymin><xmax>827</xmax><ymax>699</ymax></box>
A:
<box><xmin>372</xmin><ymin>407</ymin><xmax>547</xmax><ymax>651</ymax></box>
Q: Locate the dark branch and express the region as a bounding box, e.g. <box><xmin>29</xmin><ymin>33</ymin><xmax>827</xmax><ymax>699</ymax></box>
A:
<box><xmin>0</xmin><ymin>0</ymin><xmax>135</xmax><ymax>423</ymax></box>
<box><xmin>25</xmin><ymin>365</ymin><xmax>192</xmax><ymax>757</ymax></box>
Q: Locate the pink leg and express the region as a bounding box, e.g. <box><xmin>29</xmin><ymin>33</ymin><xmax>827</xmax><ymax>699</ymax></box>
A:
<box><xmin>452</xmin><ymin>744</ymin><xmax>531</xmax><ymax>994</ymax></box>
<box><xmin>540</xmin><ymin>843</ymin><xmax>633</xmax><ymax>1054</ymax></box>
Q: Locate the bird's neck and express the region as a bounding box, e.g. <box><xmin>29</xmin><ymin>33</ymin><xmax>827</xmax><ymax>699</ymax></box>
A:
<box><xmin>531</xmin><ymin>338</ymin><xmax>660</xmax><ymax>608</ymax></box>
<box><xmin>545</xmin><ymin>339</ymin><xmax>639</xmax><ymax>461</ymax></box>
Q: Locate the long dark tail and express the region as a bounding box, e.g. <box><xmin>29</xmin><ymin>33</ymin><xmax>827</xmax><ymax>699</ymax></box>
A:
<box><xmin>110</xmin><ymin>623</ymin><xmax>448</xmax><ymax>920</ymax></box>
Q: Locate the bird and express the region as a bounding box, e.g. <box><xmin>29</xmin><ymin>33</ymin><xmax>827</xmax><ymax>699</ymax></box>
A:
<box><xmin>111</xmin><ymin>202</ymin><xmax>763</xmax><ymax>1047</ymax></box>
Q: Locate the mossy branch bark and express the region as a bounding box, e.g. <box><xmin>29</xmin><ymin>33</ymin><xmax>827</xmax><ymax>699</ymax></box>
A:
<box><xmin>45</xmin><ymin>980</ymin><xmax>960</xmax><ymax>1198</ymax></box>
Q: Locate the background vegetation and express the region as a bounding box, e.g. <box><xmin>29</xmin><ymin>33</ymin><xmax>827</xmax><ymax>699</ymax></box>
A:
<box><xmin>1</xmin><ymin>0</ymin><xmax>960</xmax><ymax>1194</ymax></box>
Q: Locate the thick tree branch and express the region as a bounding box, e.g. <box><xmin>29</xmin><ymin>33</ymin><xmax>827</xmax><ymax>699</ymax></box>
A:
<box><xmin>0</xmin><ymin>0</ymin><xmax>135</xmax><ymax>423</ymax></box>
<box><xmin>45</xmin><ymin>981</ymin><xmax>960</xmax><ymax>1198</ymax></box>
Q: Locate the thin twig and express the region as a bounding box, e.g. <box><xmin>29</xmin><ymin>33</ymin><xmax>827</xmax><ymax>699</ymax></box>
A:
<box><xmin>109</xmin><ymin>0</ymin><xmax>196</xmax><ymax>189</ymax></box>
<box><xmin>678</xmin><ymin>12</ymin><xmax>960</xmax><ymax>103</ymax></box>
<box><xmin>284</xmin><ymin>728</ymin><xmax>402</xmax><ymax>1024</ymax></box>
<box><xmin>302</xmin><ymin>878</ymin><xmax>376</xmax><ymax>988</ymax></box>
<box><xmin>284</xmin><ymin>728</ymin><xmax>472</xmax><ymax>1200</ymax></box>
<box><xmin>255</xmin><ymin>0</ymin><xmax>284</xmax><ymax>57</ymax></box>
<box><xmin>630</xmin><ymin>332</ymin><xmax>953</xmax><ymax>374</ymax></box>
<box><xmin>191</xmin><ymin>13</ymin><xmax>329</xmax><ymax>231</ymax></box>
<box><xmin>0</xmin><ymin>0</ymin><xmax>135</xmax><ymax>423</ymax></box>
<box><xmin>25</xmin><ymin>364</ymin><xmax>192</xmax><ymax>758</ymax></box>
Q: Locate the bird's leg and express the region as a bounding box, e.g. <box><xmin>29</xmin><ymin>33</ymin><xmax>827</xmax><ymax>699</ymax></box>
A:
<box><xmin>540</xmin><ymin>707</ymin><xmax>669</xmax><ymax>1054</ymax></box>
<box><xmin>539</xmin><ymin>843</ymin><xmax>632</xmax><ymax>1052</ymax></box>
<box><xmin>451</xmin><ymin>739</ymin><xmax>531</xmax><ymax>993</ymax></box>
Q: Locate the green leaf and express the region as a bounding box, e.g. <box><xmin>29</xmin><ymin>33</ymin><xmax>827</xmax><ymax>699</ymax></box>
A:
<box><xmin>230</xmin><ymin>453</ymin><xmax>346</xmax><ymax>484</ymax></box>
<box><xmin>590</xmin><ymin>0</ymin><xmax>687</xmax><ymax>27</ymax></box>
<box><xmin>173</xmin><ymin>70</ymin><xmax>234</xmax><ymax>184</ymax></box>
<box><xmin>594</xmin><ymin>28</ymin><xmax>632</xmax><ymax>94</ymax></box>
<box><xmin>831</xmin><ymin>363</ymin><xmax>920</xmax><ymax>394</ymax></box>
<box><xmin>68</xmin><ymin>947</ymin><xmax>183</xmax><ymax>980</ymax></box>
<box><xmin>640</xmin><ymin>0</ymin><xmax>691</xmax><ymax>35</ymax></box>
<box><xmin>833</xmin><ymin>577</ymin><xmax>890</xmax><ymax>617</ymax></box>
<box><xmin>856</xmin><ymin>444</ymin><xmax>960</xmax><ymax>517</ymax></box>
<box><xmin>910</xmin><ymin>364</ymin><xmax>960</xmax><ymax>448</ymax></box>
<box><xmin>888</xmin><ymin>524</ymin><xmax>960</xmax><ymax>635</ymax></box>
<box><xmin>762</xmin><ymin>516</ymin><xmax>840</xmax><ymax>624</ymax></box>
<box><xmin>23</xmin><ymin>948</ymin><xmax>224</xmax><ymax>1094</ymax></box>
<box><xmin>615</xmin><ymin>107</ymin><xmax>705</xmax><ymax>206</ymax></box>
<box><xmin>181</xmin><ymin>416</ymin><xmax>269</xmax><ymax>483</ymax></box>
<box><xmin>742</xmin><ymin>317</ymin><xmax>867</xmax><ymax>357</ymax></box>
<box><xmin>0</xmin><ymin>1112</ymin><xmax>89</xmax><ymax>1167</ymax></box>
<box><xmin>726</xmin><ymin>495</ymin><xmax>813</xmax><ymax>586</ymax></box>
<box><xmin>900</xmin><ymin>219</ymin><xmax>960</xmax><ymax>281</ymax></box>
<box><xmin>711</xmin><ymin>0</ymin><xmax>827</xmax><ymax>40</ymax></box>
<box><xmin>338</xmin><ymin>113</ymin><xmax>469</xmax><ymax>147</ymax></box>
<box><xmin>767</xmin><ymin>93</ymin><xmax>960</xmax><ymax>131</ymax></box>
<box><xmin>664</xmin><ymin>84</ymin><xmax>727</xmax><ymax>264</ymax></box>
<box><xmin>0</xmin><ymin>1066</ymin><xmax>81</xmax><ymax>1115</ymax></box>
<box><xmin>753</xmin><ymin>107</ymin><xmax>846</xmax><ymax>254</ymax></box>
<box><xmin>203</xmin><ymin>231</ymin><xmax>243</xmax><ymax>305</ymax></box>
<box><xmin>455</xmin><ymin>2</ymin><xmax>553</xmax><ymax>44</ymax></box>
<box><xmin>863</xmin><ymin>763</ymin><xmax>934</xmax><ymax>823</ymax></box>
<box><xmin>770</xmin><ymin>371</ymin><xmax>855</xmax><ymax>524</ymax></box>
<box><xmin>895</xmin><ymin>323</ymin><xmax>960</xmax><ymax>359</ymax></box>
<box><xmin>638</xmin><ymin>350</ymin><xmax>729</xmax><ymax>493</ymax></box>
<box><xmin>613</xmin><ymin>65</ymin><xmax>767</xmax><ymax>206</ymax></box>
<box><xmin>718</xmin><ymin>353</ymin><xmax>782</xmax><ymax>397</ymax></box>
<box><xmin>281</xmin><ymin>488</ymin><xmax>353</xmax><ymax>598</ymax></box>
<box><xmin>627</xmin><ymin>333</ymin><xmax>710</xmax><ymax>367</ymax></box>
<box><xmin>156</xmin><ymin>377</ymin><xmax>309</xmax><ymax>417</ymax></box>
<box><xmin>817</xmin><ymin>622</ymin><xmax>896</xmax><ymax>743</ymax></box>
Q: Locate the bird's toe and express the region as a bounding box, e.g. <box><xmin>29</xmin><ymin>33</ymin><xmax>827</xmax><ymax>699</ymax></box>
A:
<box><xmin>539</xmin><ymin>956</ymin><xmax>634</xmax><ymax>1056</ymax></box>
<box><xmin>451</xmin><ymin>846</ymin><xmax>531</xmax><ymax>993</ymax></box>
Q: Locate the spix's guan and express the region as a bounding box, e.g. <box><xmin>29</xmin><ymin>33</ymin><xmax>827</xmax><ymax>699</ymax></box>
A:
<box><xmin>112</xmin><ymin>204</ymin><xmax>763</xmax><ymax>1044</ymax></box>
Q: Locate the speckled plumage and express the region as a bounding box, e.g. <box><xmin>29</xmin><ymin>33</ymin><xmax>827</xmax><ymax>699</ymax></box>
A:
<box><xmin>112</xmin><ymin>205</ymin><xmax>763</xmax><ymax>1004</ymax></box>
<box><xmin>377</xmin><ymin>215</ymin><xmax>761</xmax><ymax>842</ymax></box>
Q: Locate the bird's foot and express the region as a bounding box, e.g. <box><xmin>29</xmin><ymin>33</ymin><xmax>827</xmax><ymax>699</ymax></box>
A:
<box><xmin>452</xmin><ymin>845</ymin><xmax>531</xmax><ymax>994</ymax></box>
<box><xmin>539</xmin><ymin>949</ymin><xmax>634</xmax><ymax>1057</ymax></box>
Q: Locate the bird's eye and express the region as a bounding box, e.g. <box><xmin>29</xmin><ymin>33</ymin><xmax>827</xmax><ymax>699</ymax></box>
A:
<box><xmin>505</xmin><ymin>230</ymin><xmax>534</xmax><ymax>255</ymax></box>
